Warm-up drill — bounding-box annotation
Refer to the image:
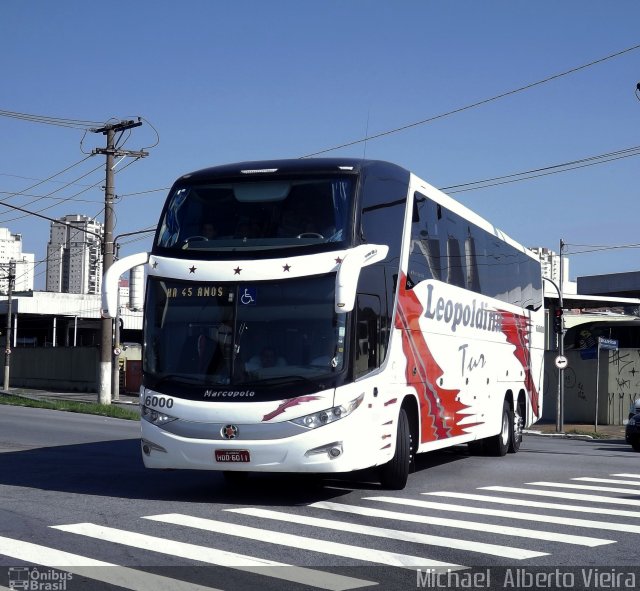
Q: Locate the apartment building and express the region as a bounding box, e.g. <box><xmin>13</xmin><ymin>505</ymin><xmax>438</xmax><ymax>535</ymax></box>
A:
<box><xmin>46</xmin><ymin>215</ymin><xmax>103</xmax><ymax>294</ymax></box>
<box><xmin>0</xmin><ymin>227</ymin><xmax>35</xmax><ymax>293</ymax></box>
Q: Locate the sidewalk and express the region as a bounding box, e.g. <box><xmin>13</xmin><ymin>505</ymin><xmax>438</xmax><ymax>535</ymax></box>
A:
<box><xmin>525</xmin><ymin>420</ymin><xmax>626</xmax><ymax>440</ymax></box>
<box><xmin>2</xmin><ymin>387</ymin><xmax>140</xmax><ymax>409</ymax></box>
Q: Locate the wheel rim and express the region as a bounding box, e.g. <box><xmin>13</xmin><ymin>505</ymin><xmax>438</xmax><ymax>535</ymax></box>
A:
<box><xmin>501</xmin><ymin>412</ymin><xmax>509</xmax><ymax>445</ymax></box>
<box><xmin>514</xmin><ymin>410</ymin><xmax>523</xmax><ymax>442</ymax></box>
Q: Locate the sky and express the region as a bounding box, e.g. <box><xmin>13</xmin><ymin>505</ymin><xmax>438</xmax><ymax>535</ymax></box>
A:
<box><xmin>1</xmin><ymin>0</ymin><xmax>639</xmax><ymax>290</ymax></box>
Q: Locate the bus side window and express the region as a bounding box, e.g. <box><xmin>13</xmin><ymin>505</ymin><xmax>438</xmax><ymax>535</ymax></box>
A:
<box><xmin>354</xmin><ymin>294</ymin><xmax>380</xmax><ymax>379</ymax></box>
<box><xmin>407</xmin><ymin>192</ymin><xmax>441</xmax><ymax>288</ymax></box>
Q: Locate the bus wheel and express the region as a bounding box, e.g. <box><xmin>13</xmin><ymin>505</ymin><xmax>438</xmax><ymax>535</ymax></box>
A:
<box><xmin>508</xmin><ymin>403</ymin><xmax>523</xmax><ymax>454</ymax></box>
<box><xmin>379</xmin><ymin>408</ymin><xmax>411</xmax><ymax>490</ymax></box>
<box><xmin>487</xmin><ymin>401</ymin><xmax>511</xmax><ymax>457</ymax></box>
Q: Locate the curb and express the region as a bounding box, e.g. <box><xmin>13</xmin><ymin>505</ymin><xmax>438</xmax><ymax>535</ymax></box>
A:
<box><xmin>524</xmin><ymin>429</ymin><xmax>594</xmax><ymax>440</ymax></box>
<box><xmin>524</xmin><ymin>429</ymin><xmax>627</xmax><ymax>441</ymax></box>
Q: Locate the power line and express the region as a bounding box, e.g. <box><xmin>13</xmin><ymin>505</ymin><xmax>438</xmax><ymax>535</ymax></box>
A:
<box><xmin>300</xmin><ymin>42</ymin><xmax>640</xmax><ymax>158</ymax></box>
<box><xmin>119</xmin><ymin>187</ymin><xmax>169</xmax><ymax>198</ymax></box>
<box><xmin>564</xmin><ymin>242</ymin><xmax>640</xmax><ymax>256</ymax></box>
<box><xmin>0</xmin><ymin>156</ymin><xmax>143</xmax><ymax>225</ymax></box>
<box><xmin>441</xmin><ymin>145</ymin><xmax>640</xmax><ymax>194</ymax></box>
<box><xmin>0</xmin><ymin>171</ymin><xmax>94</xmax><ymax>188</ymax></box>
<box><xmin>0</xmin><ymin>109</ymin><xmax>104</xmax><ymax>129</ymax></box>
<box><xmin>0</xmin><ymin>191</ymin><xmax>101</xmax><ymax>204</ymax></box>
<box><xmin>0</xmin><ymin>165</ymin><xmax>105</xmax><ymax>224</ymax></box>
<box><xmin>112</xmin><ymin>141</ymin><xmax>640</xmax><ymax>202</ymax></box>
<box><xmin>0</xmin><ymin>156</ymin><xmax>94</xmax><ymax>204</ymax></box>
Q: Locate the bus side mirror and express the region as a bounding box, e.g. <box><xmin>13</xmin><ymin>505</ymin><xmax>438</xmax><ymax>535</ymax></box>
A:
<box><xmin>101</xmin><ymin>252</ymin><xmax>149</xmax><ymax>318</ymax></box>
<box><xmin>335</xmin><ymin>244</ymin><xmax>388</xmax><ymax>313</ymax></box>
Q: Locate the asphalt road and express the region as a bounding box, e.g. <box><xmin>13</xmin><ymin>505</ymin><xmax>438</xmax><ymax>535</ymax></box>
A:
<box><xmin>1</xmin><ymin>406</ymin><xmax>639</xmax><ymax>591</ymax></box>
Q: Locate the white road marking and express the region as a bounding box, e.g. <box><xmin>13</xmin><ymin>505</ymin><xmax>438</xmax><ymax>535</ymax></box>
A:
<box><xmin>527</xmin><ymin>481</ymin><xmax>640</xmax><ymax>494</ymax></box>
<box><xmin>313</xmin><ymin>500</ymin><xmax>611</xmax><ymax>547</ymax></box>
<box><xmin>480</xmin><ymin>486</ymin><xmax>640</xmax><ymax>506</ymax></box>
<box><xmin>226</xmin><ymin>506</ymin><xmax>544</xmax><ymax>559</ymax></box>
<box><xmin>572</xmin><ymin>477</ymin><xmax>640</xmax><ymax>486</ymax></box>
<box><xmin>365</xmin><ymin>495</ymin><xmax>640</xmax><ymax>534</ymax></box>
<box><xmin>0</xmin><ymin>535</ymin><xmax>221</xmax><ymax>591</ymax></box>
<box><xmin>144</xmin><ymin>513</ymin><xmax>460</xmax><ymax>571</ymax></box>
<box><xmin>424</xmin><ymin>491</ymin><xmax>640</xmax><ymax>518</ymax></box>
<box><xmin>52</xmin><ymin>523</ymin><xmax>376</xmax><ymax>591</ymax></box>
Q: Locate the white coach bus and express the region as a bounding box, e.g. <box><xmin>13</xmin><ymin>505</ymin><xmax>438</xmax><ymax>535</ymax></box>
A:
<box><xmin>103</xmin><ymin>159</ymin><xmax>544</xmax><ymax>489</ymax></box>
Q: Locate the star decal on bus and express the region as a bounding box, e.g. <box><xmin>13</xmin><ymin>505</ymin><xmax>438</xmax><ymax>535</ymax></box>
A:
<box><xmin>151</xmin><ymin>260</ymin><xmax>158</xmax><ymax>269</ymax></box>
<box><xmin>189</xmin><ymin>266</ymin><xmax>196</xmax><ymax>273</ymax></box>
<box><xmin>335</xmin><ymin>257</ymin><xmax>343</xmax><ymax>264</ymax></box>
<box><xmin>234</xmin><ymin>267</ymin><xmax>242</xmax><ymax>275</ymax></box>
<box><xmin>283</xmin><ymin>264</ymin><xmax>291</xmax><ymax>272</ymax></box>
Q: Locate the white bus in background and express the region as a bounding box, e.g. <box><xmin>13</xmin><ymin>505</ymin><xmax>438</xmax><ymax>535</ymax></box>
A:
<box><xmin>103</xmin><ymin>159</ymin><xmax>544</xmax><ymax>489</ymax></box>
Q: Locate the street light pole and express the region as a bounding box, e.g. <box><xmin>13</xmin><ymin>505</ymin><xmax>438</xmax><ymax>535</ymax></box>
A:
<box><xmin>558</xmin><ymin>239</ymin><xmax>565</xmax><ymax>432</ymax></box>
<box><xmin>542</xmin><ymin>275</ymin><xmax>564</xmax><ymax>433</ymax></box>
<box><xmin>3</xmin><ymin>260</ymin><xmax>16</xmax><ymax>391</ymax></box>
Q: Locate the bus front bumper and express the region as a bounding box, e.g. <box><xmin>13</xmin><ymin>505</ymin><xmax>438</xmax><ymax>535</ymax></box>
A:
<box><xmin>140</xmin><ymin>412</ymin><xmax>386</xmax><ymax>474</ymax></box>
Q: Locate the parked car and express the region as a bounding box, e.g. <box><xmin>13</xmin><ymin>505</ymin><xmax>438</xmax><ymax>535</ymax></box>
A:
<box><xmin>625</xmin><ymin>413</ymin><xmax>640</xmax><ymax>452</ymax></box>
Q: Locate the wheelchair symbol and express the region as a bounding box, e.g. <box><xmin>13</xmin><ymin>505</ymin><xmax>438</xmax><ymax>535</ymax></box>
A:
<box><xmin>240</xmin><ymin>288</ymin><xmax>256</xmax><ymax>305</ymax></box>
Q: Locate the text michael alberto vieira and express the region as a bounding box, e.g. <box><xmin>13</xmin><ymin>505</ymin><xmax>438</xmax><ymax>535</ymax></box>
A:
<box><xmin>417</xmin><ymin>568</ymin><xmax>637</xmax><ymax>589</ymax></box>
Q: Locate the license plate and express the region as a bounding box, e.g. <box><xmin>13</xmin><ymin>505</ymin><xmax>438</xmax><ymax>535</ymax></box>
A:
<box><xmin>215</xmin><ymin>449</ymin><xmax>250</xmax><ymax>463</ymax></box>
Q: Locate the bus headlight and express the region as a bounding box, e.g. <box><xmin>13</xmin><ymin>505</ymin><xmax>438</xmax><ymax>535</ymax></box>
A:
<box><xmin>290</xmin><ymin>393</ymin><xmax>364</xmax><ymax>430</ymax></box>
<box><xmin>141</xmin><ymin>405</ymin><xmax>178</xmax><ymax>426</ymax></box>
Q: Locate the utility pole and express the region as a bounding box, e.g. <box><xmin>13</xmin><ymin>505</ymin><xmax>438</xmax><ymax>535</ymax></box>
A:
<box><xmin>92</xmin><ymin>120</ymin><xmax>148</xmax><ymax>404</ymax></box>
<box><xmin>557</xmin><ymin>239</ymin><xmax>565</xmax><ymax>432</ymax></box>
<box><xmin>3</xmin><ymin>260</ymin><xmax>16</xmax><ymax>391</ymax></box>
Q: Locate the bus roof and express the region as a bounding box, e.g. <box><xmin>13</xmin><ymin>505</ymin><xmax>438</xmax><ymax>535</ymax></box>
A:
<box><xmin>175</xmin><ymin>158</ymin><xmax>408</xmax><ymax>183</ymax></box>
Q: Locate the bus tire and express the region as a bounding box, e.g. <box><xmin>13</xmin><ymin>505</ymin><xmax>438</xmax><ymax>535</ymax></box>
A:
<box><xmin>508</xmin><ymin>401</ymin><xmax>523</xmax><ymax>454</ymax></box>
<box><xmin>487</xmin><ymin>400</ymin><xmax>511</xmax><ymax>457</ymax></box>
<box><xmin>379</xmin><ymin>408</ymin><xmax>411</xmax><ymax>490</ymax></box>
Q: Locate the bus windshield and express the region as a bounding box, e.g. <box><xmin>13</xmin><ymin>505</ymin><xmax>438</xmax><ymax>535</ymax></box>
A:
<box><xmin>155</xmin><ymin>177</ymin><xmax>353</xmax><ymax>251</ymax></box>
<box><xmin>144</xmin><ymin>274</ymin><xmax>345</xmax><ymax>389</ymax></box>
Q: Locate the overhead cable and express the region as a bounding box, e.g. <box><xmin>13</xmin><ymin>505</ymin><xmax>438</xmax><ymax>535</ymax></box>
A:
<box><xmin>0</xmin><ymin>109</ymin><xmax>104</xmax><ymax>129</ymax></box>
<box><xmin>441</xmin><ymin>145</ymin><xmax>640</xmax><ymax>193</ymax></box>
<box><xmin>300</xmin><ymin>43</ymin><xmax>640</xmax><ymax>158</ymax></box>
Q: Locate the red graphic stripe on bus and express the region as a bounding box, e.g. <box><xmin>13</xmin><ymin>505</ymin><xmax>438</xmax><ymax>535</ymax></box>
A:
<box><xmin>262</xmin><ymin>395</ymin><xmax>321</xmax><ymax>422</ymax></box>
<box><xmin>396</xmin><ymin>278</ymin><xmax>476</xmax><ymax>442</ymax></box>
<box><xmin>497</xmin><ymin>310</ymin><xmax>540</xmax><ymax>417</ymax></box>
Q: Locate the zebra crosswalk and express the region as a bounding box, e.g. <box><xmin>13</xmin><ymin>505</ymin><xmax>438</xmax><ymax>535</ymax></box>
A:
<box><xmin>0</xmin><ymin>535</ymin><xmax>223</xmax><ymax>591</ymax></box>
<box><xmin>2</xmin><ymin>471</ymin><xmax>640</xmax><ymax>590</ymax></box>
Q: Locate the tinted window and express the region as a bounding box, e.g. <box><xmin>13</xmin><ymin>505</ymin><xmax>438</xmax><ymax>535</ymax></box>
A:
<box><xmin>408</xmin><ymin>192</ymin><xmax>542</xmax><ymax>309</ymax></box>
<box><xmin>156</xmin><ymin>178</ymin><xmax>353</xmax><ymax>252</ymax></box>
